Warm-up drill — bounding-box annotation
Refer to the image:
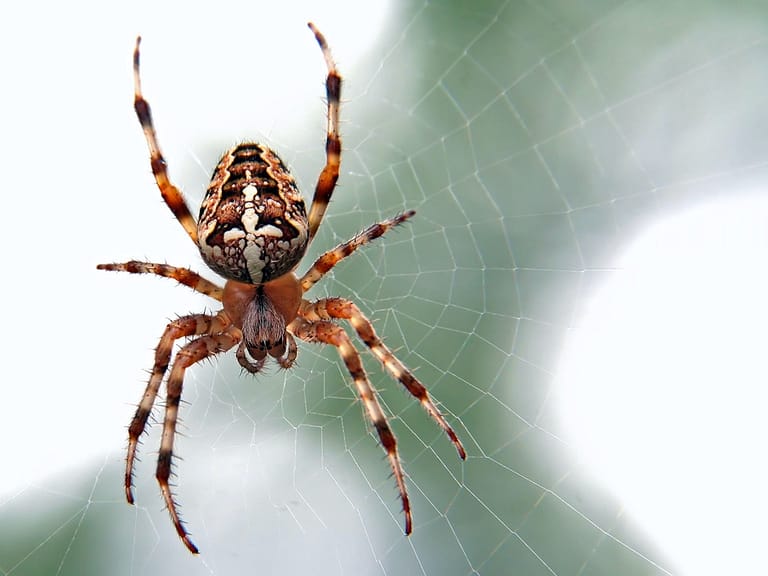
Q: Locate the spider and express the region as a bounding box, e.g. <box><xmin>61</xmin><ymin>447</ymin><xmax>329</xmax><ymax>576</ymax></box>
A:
<box><xmin>98</xmin><ymin>23</ymin><xmax>466</xmax><ymax>554</ymax></box>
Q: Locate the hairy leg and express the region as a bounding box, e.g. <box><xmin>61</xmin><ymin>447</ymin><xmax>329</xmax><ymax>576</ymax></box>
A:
<box><xmin>300</xmin><ymin>211</ymin><xmax>415</xmax><ymax>293</ymax></box>
<box><xmin>97</xmin><ymin>261</ymin><xmax>224</xmax><ymax>301</ymax></box>
<box><xmin>301</xmin><ymin>298</ymin><xmax>466</xmax><ymax>459</ymax></box>
<box><xmin>290</xmin><ymin>315</ymin><xmax>412</xmax><ymax>534</ymax></box>
<box><xmin>306</xmin><ymin>23</ymin><xmax>342</xmax><ymax>242</ymax></box>
<box><xmin>125</xmin><ymin>311</ymin><xmax>231</xmax><ymax>504</ymax></box>
<box><xmin>156</xmin><ymin>328</ymin><xmax>240</xmax><ymax>554</ymax></box>
<box><xmin>133</xmin><ymin>37</ymin><xmax>199</xmax><ymax>244</ymax></box>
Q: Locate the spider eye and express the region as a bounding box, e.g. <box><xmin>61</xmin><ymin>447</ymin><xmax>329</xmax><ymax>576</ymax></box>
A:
<box><xmin>197</xmin><ymin>143</ymin><xmax>309</xmax><ymax>284</ymax></box>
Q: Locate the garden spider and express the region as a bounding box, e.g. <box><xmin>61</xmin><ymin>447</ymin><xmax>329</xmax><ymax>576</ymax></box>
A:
<box><xmin>98</xmin><ymin>23</ymin><xmax>466</xmax><ymax>554</ymax></box>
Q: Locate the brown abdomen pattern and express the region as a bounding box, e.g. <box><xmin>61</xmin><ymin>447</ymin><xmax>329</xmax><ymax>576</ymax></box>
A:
<box><xmin>197</xmin><ymin>143</ymin><xmax>309</xmax><ymax>284</ymax></box>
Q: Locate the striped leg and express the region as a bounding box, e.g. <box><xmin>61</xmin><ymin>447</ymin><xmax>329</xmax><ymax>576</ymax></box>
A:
<box><xmin>125</xmin><ymin>312</ymin><xmax>231</xmax><ymax>506</ymax></box>
<box><xmin>289</xmin><ymin>315</ymin><xmax>412</xmax><ymax>534</ymax></box>
<box><xmin>300</xmin><ymin>211</ymin><xmax>416</xmax><ymax>293</ymax></box>
<box><xmin>157</xmin><ymin>328</ymin><xmax>240</xmax><ymax>554</ymax></box>
<box><xmin>302</xmin><ymin>298</ymin><xmax>466</xmax><ymax>460</ymax></box>
<box><xmin>133</xmin><ymin>37</ymin><xmax>199</xmax><ymax>244</ymax></box>
<box><xmin>306</xmin><ymin>23</ymin><xmax>342</xmax><ymax>242</ymax></box>
<box><xmin>96</xmin><ymin>261</ymin><xmax>224</xmax><ymax>302</ymax></box>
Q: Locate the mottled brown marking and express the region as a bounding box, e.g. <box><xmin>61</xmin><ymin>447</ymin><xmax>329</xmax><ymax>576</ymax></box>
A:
<box><xmin>197</xmin><ymin>142</ymin><xmax>309</xmax><ymax>284</ymax></box>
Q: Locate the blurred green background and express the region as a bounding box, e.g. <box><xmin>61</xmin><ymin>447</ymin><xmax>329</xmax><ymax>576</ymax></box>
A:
<box><xmin>1</xmin><ymin>0</ymin><xmax>767</xmax><ymax>574</ymax></box>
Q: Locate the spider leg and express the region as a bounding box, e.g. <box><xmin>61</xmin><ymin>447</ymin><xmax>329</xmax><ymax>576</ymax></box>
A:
<box><xmin>289</xmin><ymin>315</ymin><xmax>412</xmax><ymax>535</ymax></box>
<box><xmin>300</xmin><ymin>211</ymin><xmax>416</xmax><ymax>293</ymax></box>
<box><xmin>157</xmin><ymin>327</ymin><xmax>241</xmax><ymax>555</ymax></box>
<box><xmin>306</xmin><ymin>22</ymin><xmax>342</xmax><ymax>242</ymax></box>
<box><xmin>125</xmin><ymin>312</ymin><xmax>231</xmax><ymax>506</ymax></box>
<box><xmin>133</xmin><ymin>37</ymin><xmax>199</xmax><ymax>245</ymax></box>
<box><xmin>302</xmin><ymin>299</ymin><xmax>466</xmax><ymax>460</ymax></box>
<box><xmin>97</xmin><ymin>261</ymin><xmax>224</xmax><ymax>301</ymax></box>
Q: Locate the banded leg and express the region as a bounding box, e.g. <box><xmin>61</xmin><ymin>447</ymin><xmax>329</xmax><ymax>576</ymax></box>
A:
<box><xmin>306</xmin><ymin>22</ymin><xmax>342</xmax><ymax>242</ymax></box>
<box><xmin>133</xmin><ymin>37</ymin><xmax>199</xmax><ymax>244</ymax></box>
<box><xmin>302</xmin><ymin>298</ymin><xmax>466</xmax><ymax>460</ymax></box>
<box><xmin>125</xmin><ymin>311</ymin><xmax>231</xmax><ymax>505</ymax></box>
<box><xmin>300</xmin><ymin>211</ymin><xmax>416</xmax><ymax>293</ymax></box>
<box><xmin>290</xmin><ymin>316</ymin><xmax>412</xmax><ymax>534</ymax></box>
<box><xmin>157</xmin><ymin>328</ymin><xmax>240</xmax><ymax>554</ymax></box>
<box><xmin>97</xmin><ymin>261</ymin><xmax>224</xmax><ymax>301</ymax></box>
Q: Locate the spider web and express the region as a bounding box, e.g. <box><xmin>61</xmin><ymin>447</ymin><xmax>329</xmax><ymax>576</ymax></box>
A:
<box><xmin>2</xmin><ymin>0</ymin><xmax>768</xmax><ymax>575</ymax></box>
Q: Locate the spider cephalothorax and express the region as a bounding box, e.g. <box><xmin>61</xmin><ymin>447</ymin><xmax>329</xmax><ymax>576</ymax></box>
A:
<box><xmin>98</xmin><ymin>23</ymin><xmax>465</xmax><ymax>554</ymax></box>
<box><xmin>223</xmin><ymin>274</ymin><xmax>302</xmax><ymax>370</ymax></box>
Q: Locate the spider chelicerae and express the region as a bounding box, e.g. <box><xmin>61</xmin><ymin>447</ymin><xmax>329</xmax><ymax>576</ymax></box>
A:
<box><xmin>98</xmin><ymin>23</ymin><xmax>466</xmax><ymax>554</ymax></box>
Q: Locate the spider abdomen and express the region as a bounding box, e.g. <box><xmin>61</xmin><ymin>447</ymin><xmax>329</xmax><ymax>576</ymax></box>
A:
<box><xmin>197</xmin><ymin>143</ymin><xmax>309</xmax><ymax>284</ymax></box>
